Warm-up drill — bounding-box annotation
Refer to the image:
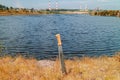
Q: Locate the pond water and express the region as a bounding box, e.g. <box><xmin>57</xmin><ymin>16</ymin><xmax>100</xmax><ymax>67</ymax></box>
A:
<box><xmin>0</xmin><ymin>14</ymin><xmax>120</xmax><ymax>59</ymax></box>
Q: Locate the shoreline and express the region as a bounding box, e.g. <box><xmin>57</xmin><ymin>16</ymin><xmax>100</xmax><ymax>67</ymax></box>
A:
<box><xmin>0</xmin><ymin>54</ymin><xmax>119</xmax><ymax>80</ymax></box>
<box><xmin>0</xmin><ymin>10</ymin><xmax>89</xmax><ymax>16</ymax></box>
<box><xmin>59</xmin><ymin>11</ymin><xmax>89</xmax><ymax>14</ymax></box>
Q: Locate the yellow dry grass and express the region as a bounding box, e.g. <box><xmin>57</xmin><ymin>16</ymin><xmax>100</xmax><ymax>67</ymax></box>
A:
<box><xmin>0</xmin><ymin>54</ymin><xmax>119</xmax><ymax>80</ymax></box>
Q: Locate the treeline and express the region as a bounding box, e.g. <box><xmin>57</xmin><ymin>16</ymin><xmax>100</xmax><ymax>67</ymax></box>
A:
<box><xmin>0</xmin><ymin>4</ymin><xmax>8</xmax><ymax>10</ymax></box>
<box><xmin>0</xmin><ymin>4</ymin><xmax>57</xmax><ymax>15</ymax></box>
<box><xmin>0</xmin><ymin>4</ymin><xmax>46</xmax><ymax>15</ymax></box>
<box><xmin>0</xmin><ymin>4</ymin><xmax>89</xmax><ymax>15</ymax></box>
<box><xmin>90</xmin><ymin>10</ymin><xmax>120</xmax><ymax>17</ymax></box>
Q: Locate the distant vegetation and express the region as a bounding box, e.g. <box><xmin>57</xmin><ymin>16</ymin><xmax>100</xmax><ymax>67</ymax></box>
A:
<box><xmin>0</xmin><ymin>4</ymin><xmax>89</xmax><ymax>15</ymax></box>
<box><xmin>1</xmin><ymin>4</ymin><xmax>120</xmax><ymax>17</ymax></box>
<box><xmin>0</xmin><ymin>4</ymin><xmax>47</xmax><ymax>15</ymax></box>
<box><xmin>0</xmin><ymin>54</ymin><xmax>119</xmax><ymax>80</ymax></box>
<box><xmin>90</xmin><ymin>10</ymin><xmax>120</xmax><ymax>17</ymax></box>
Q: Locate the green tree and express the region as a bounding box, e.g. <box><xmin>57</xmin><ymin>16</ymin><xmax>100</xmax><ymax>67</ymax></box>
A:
<box><xmin>10</xmin><ymin>6</ymin><xmax>13</xmax><ymax>10</ymax></box>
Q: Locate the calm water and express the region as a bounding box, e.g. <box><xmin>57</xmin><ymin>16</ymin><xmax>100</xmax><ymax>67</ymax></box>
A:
<box><xmin>0</xmin><ymin>14</ymin><xmax>120</xmax><ymax>59</ymax></box>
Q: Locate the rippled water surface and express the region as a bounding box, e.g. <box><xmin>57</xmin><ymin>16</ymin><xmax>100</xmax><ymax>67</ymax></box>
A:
<box><xmin>0</xmin><ymin>15</ymin><xmax>120</xmax><ymax>59</ymax></box>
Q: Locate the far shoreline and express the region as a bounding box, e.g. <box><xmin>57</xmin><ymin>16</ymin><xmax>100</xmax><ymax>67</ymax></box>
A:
<box><xmin>0</xmin><ymin>10</ymin><xmax>89</xmax><ymax>16</ymax></box>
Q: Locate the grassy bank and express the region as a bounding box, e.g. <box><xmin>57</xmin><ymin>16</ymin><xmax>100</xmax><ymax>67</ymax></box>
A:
<box><xmin>0</xmin><ymin>10</ymin><xmax>50</xmax><ymax>16</ymax></box>
<box><xmin>0</xmin><ymin>54</ymin><xmax>119</xmax><ymax>80</ymax></box>
<box><xmin>0</xmin><ymin>10</ymin><xmax>89</xmax><ymax>16</ymax></box>
<box><xmin>89</xmin><ymin>10</ymin><xmax>120</xmax><ymax>17</ymax></box>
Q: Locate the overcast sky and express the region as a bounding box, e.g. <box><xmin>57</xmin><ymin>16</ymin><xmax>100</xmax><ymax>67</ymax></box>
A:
<box><xmin>0</xmin><ymin>0</ymin><xmax>120</xmax><ymax>10</ymax></box>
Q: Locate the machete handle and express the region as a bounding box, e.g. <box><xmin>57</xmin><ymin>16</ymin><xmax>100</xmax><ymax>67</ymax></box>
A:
<box><xmin>56</xmin><ymin>34</ymin><xmax>62</xmax><ymax>46</ymax></box>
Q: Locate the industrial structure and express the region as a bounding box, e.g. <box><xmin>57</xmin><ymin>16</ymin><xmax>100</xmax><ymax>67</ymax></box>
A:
<box><xmin>48</xmin><ymin>0</ymin><xmax>58</xmax><ymax>10</ymax></box>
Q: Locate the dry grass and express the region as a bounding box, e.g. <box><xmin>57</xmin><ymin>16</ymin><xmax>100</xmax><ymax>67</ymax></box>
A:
<box><xmin>0</xmin><ymin>54</ymin><xmax>119</xmax><ymax>80</ymax></box>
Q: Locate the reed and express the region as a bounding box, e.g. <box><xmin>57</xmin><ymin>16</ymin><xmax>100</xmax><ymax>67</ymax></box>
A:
<box><xmin>0</xmin><ymin>54</ymin><xmax>119</xmax><ymax>80</ymax></box>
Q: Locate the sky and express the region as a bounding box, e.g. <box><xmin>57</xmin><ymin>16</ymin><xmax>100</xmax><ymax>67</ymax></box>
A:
<box><xmin>0</xmin><ymin>0</ymin><xmax>120</xmax><ymax>10</ymax></box>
